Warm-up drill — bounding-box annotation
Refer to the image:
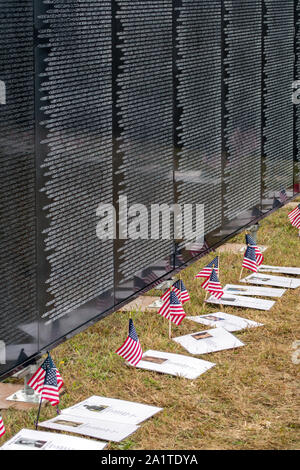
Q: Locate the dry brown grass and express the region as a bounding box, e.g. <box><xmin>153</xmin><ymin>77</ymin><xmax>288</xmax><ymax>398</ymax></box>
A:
<box><xmin>1</xmin><ymin>201</ymin><xmax>300</xmax><ymax>450</ymax></box>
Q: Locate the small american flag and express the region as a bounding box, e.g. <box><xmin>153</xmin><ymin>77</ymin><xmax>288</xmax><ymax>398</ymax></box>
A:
<box><xmin>202</xmin><ymin>268</ymin><xmax>224</xmax><ymax>300</ymax></box>
<box><xmin>161</xmin><ymin>280</ymin><xmax>190</xmax><ymax>304</ymax></box>
<box><xmin>288</xmin><ymin>204</ymin><xmax>300</xmax><ymax>228</ymax></box>
<box><xmin>27</xmin><ymin>354</ymin><xmax>64</xmax><ymax>394</ymax></box>
<box><xmin>158</xmin><ymin>290</ymin><xmax>186</xmax><ymax>325</ymax></box>
<box><xmin>115</xmin><ymin>319</ymin><xmax>143</xmax><ymax>367</ymax></box>
<box><xmin>0</xmin><ymin>415</ymin><xmax>5</xmax><ymax>437</ymax></box>
<box><xmin>245</xmin><ymin>234</ymin><xmax>264</xmax><ymax>266</ymax></box>
<box><xmin>288</xmin><ymin>204</ymin><xmax>300</xmax><ymax>221</ymax></box>
<box><xmin>279</xmin><ymin>189</ymin><xmax>288</xmax><ymax>203</ymax></box>
<box><xmin>293</xmin><ymin>214</ymin><xmax>300</xmax><ymax>229</ymax></box>
<box><xmin>169</xmin><ymin>291</ymin><xmax>186</xmax><ymax>325</ymax></box>
<box><xmin>242</xmin><ymin>245</ymin><xmax>258</xmax><ymax>272</ymax></box>
<box><xmin>41</xmin><ymin>367</ymin><xmax>60</xmax><ymax>406</ymax></box>
<box><xmin>172</xmin><ymin>279</ymin><xmax>190</xmax><ymax>303</ymax></box>
<box><xmin>195</xmin><ymin>256</ymin><xmax>219</xmax><ymax>279</ymax></box>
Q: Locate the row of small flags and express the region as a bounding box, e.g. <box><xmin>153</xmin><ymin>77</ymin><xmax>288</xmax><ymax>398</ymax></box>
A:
<box><xmin>115</xmin><ymin>234</ymin><xmax>264</xmax><ymax>368</ymax></box>
<box><xmin>0</xmin><ymin>205</ymin><xmax>296</xmax><ymax>438</ymax></box>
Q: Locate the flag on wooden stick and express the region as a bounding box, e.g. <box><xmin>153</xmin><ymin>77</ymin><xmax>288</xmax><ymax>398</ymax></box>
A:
<box><xmin>161</xmin><ymin>280</ymin><xmax>190</xmax><ymax>304</ymax></box>
<box><xmin>202</xmin><ymin>268</ymin><xmax>224</xmax><ymax>299</ymax></box>
<box><xmin>245</xmin><ymin>234</ymin><xmax>264</xmax><ymax>266</ymax></box>
<box><xmin>0</xmin><ymin>415</ymin><xmax>5</xmax><ymax>437</ymax></box>
<box><xmin>195</xmin><ymin>256</ymin><xmax>219</xmax><ymax>279</ymax></box>
<box><xmin>172</xmin><ymin>279</ymin><xmax>190</xmax><ymax>303</ymax></box>
<box><xmin>288</xmin><ymin>204</ymin><xmax>300</xmax><ymax>228</ymax></box>
<box><xmin>169</xmin><ymin>291</ymin><xmax>186</xmax><ymax>325</ymax></box>
<box><xmin>158</xmin><ymin>290</ymin><xmax>186</xmax><ymax>325</ymax></box>
<box><xmin>41</xmin><ymin>367</ymin><xmax>60</xmax><ymax>406</ymax></box>
<box><xmin>242</xmin><ymin>245</ymin><xmax>258</xmax><ymax>273</ymax></box>
<box><xmin>27</xmin><ymin>353</ymin><xmax>64</xmax><ymax>395</ymax></box>
<box><xmin>115</xmin><ymin>319</ymin><xmax>143</xmax><ymax>367</ymax></box>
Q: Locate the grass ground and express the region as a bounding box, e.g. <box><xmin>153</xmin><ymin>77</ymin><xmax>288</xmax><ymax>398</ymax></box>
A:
<box><xmin>1</xmin><ymin>201</ymin><xmax>300</xmax><ymax>450</ymax></box>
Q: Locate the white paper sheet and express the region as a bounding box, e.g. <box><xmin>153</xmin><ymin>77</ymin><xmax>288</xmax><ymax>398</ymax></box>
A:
<box><xmin>1</xmin><ymin>428</ymin><xmax>107</xmax><ymax>450</ymax></box>
<box><xmin>258</xmin><ymin>265</ymin><xmax>300</xmax><ymax>276</ymax></box>
<box><xmin>135</xmin><ymin>350</ymin><xmax>215</xmax><ymax>379</ymax></box>
<box><xmin>39</xmin><ymin>414</ymin><xmax>139</xmax><ymax>443</ymax></box>
<box><xmin>241</xmin><ymin>273</ymin><xmax>300</xmax><ymax>289</ymax></box>
<box><xmin>223</xmin><ymin>284</ymin><xmax>285</xmax><ymax>298</ymax></box>
<box><xmin>173</xmin><ymin>327</ymin><xmax>245</xmax><ymax>355</ymax></box>
<box><xmin>206</xmin><ymin>294</ymin><xmax>275</xmax><ymax>310</ymax></box>
<box><xmin>186</xmin><ymin>312</ymin><xmax>263</xmax><ymax>332</ymax></box>
<box><xmin>61</xmin><ymin>396</ymin><xmax>162</xmax><ymax>425</ymax></box>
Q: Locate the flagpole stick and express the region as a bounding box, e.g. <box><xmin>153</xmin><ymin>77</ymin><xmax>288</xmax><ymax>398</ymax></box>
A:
<box><xmin>203</xmin><ymin>263</ymin><xmax>214</xmax><ymax>309</ymax></box>
<box><xmin>168</xmin><ymin>285</ymin><xmax>172</xmax><ymax>339</ymax></box>
<box><xmin>35</xmin><ymin>398</ymin><xmax>43</xmax><ymax>430</ymax></box>
<box><xmin>218</xmin><ymin>262</ymin><xmax>224</xmax><ymax>313</ymax></box>
<box><xmin>34</xmin><ymin>354</ymin><xmax>50</xmax><ymax>430</ymax></box>
<box><xmin>179</xmin><ymin>273</ymin><xmax>182</xmax><ymax>303</ymax></box>
<box><xmin>218</xmin><ymin>256</ymin><xmax>224</xmax><ymax>312</ymax></box>
<box><xmin>175</xmin><ymin>273</ymin><xmax>183</xmax><ymax>328</ymax></box>
<box><xmin>240</xmin><ymin>242</ymin><xmax>248</xmax><ymax>280</ymax></box>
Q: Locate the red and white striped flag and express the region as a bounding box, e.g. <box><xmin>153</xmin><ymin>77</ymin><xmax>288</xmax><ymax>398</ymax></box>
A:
<box><xmin>195</xmin><ymin>256</ymin><xmax>219</xmax><ymax>279</ymax></box>
<box><xmin>0</xmin><ymin>415</ymin><xmax>5</xmax><ymax>437</ymax></box>
<box><xmin>288</xmin><ymin>204</ymin><xmax>300</xmax><ymax>222</ymax></box>
<box><xmin>242</xmin><ymin>245</ymin><xmax>258</xmax><ymax>273</ymax></box>
<box><xmin>202</xmin><ymin>268</ymin><xmax>224</xmax><ymax>299</ymax></box>
<box><xmin>158</xmin><ymin>290</ymin><xmax>186</xmax><ymax>325</ymax></box>
<box><xmin>172</xmin><ymin>279</ymin><xmax>190</xmax><ymax>303</ymax></box>
<box><xmin>246</xmin><ymin>234</ymin><xmax>264</xmax><ymax>266</ymax></box>
<box><xmin>115</xmin><ymin>319</ymin><xmax>143</xmax><ymax>367</ymax></box>
<box><xmin>41</xmin><ymin>367</ymin><xmax>60</xmax><ymax>406</ymax></box>
<box><xmin>27</xmin><ymin>354</ymin><xmax>64</xmax><ymax>394</ymax></box>
<box><xmin>293</xmin><ymin>215</ymin><xmax>300</xmax><ymax>229</ymax></box>
<box><xmin>161</xmin><ymin>280</ymin><xmax>190</xmax><ymax>304</ymax></box>
<box><xmin>288</xmin><ymin>204</ymin><xmax>300</xmax><ymax>228</ymax></box>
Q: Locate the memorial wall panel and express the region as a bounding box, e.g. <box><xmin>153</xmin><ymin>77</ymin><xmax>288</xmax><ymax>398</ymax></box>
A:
<box><xmin>175</xmin><ymin>0</ymin><xmax>222</xmax><ymax>246</ymax></box>
<box><xmin>35</xmin><ymin>0</ymin><xmax>115</xmax><ymax>348</ymax></box>
<box><xmin>223</xmin><ymin>0</ymin><xmax>262</xmax><ymax>222</ymax></box>
<box><xmin>263</xmin><ymin>0</ymin><xmax>294</xmax><ymax>200</ymax></box>
<box><xmin>295</xmin><ymin>0</ymin><xmax>300</xmax><ymax>191</ymax></box>
<box><xmin>0</xmin><ymin>1</ymin><xmax>38</xmax><ymax>373</ymax></box>
<box><xmin>114</xmin><ymin>0</ymin><xmax>175</xmax><ymax>287</ymax></box>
